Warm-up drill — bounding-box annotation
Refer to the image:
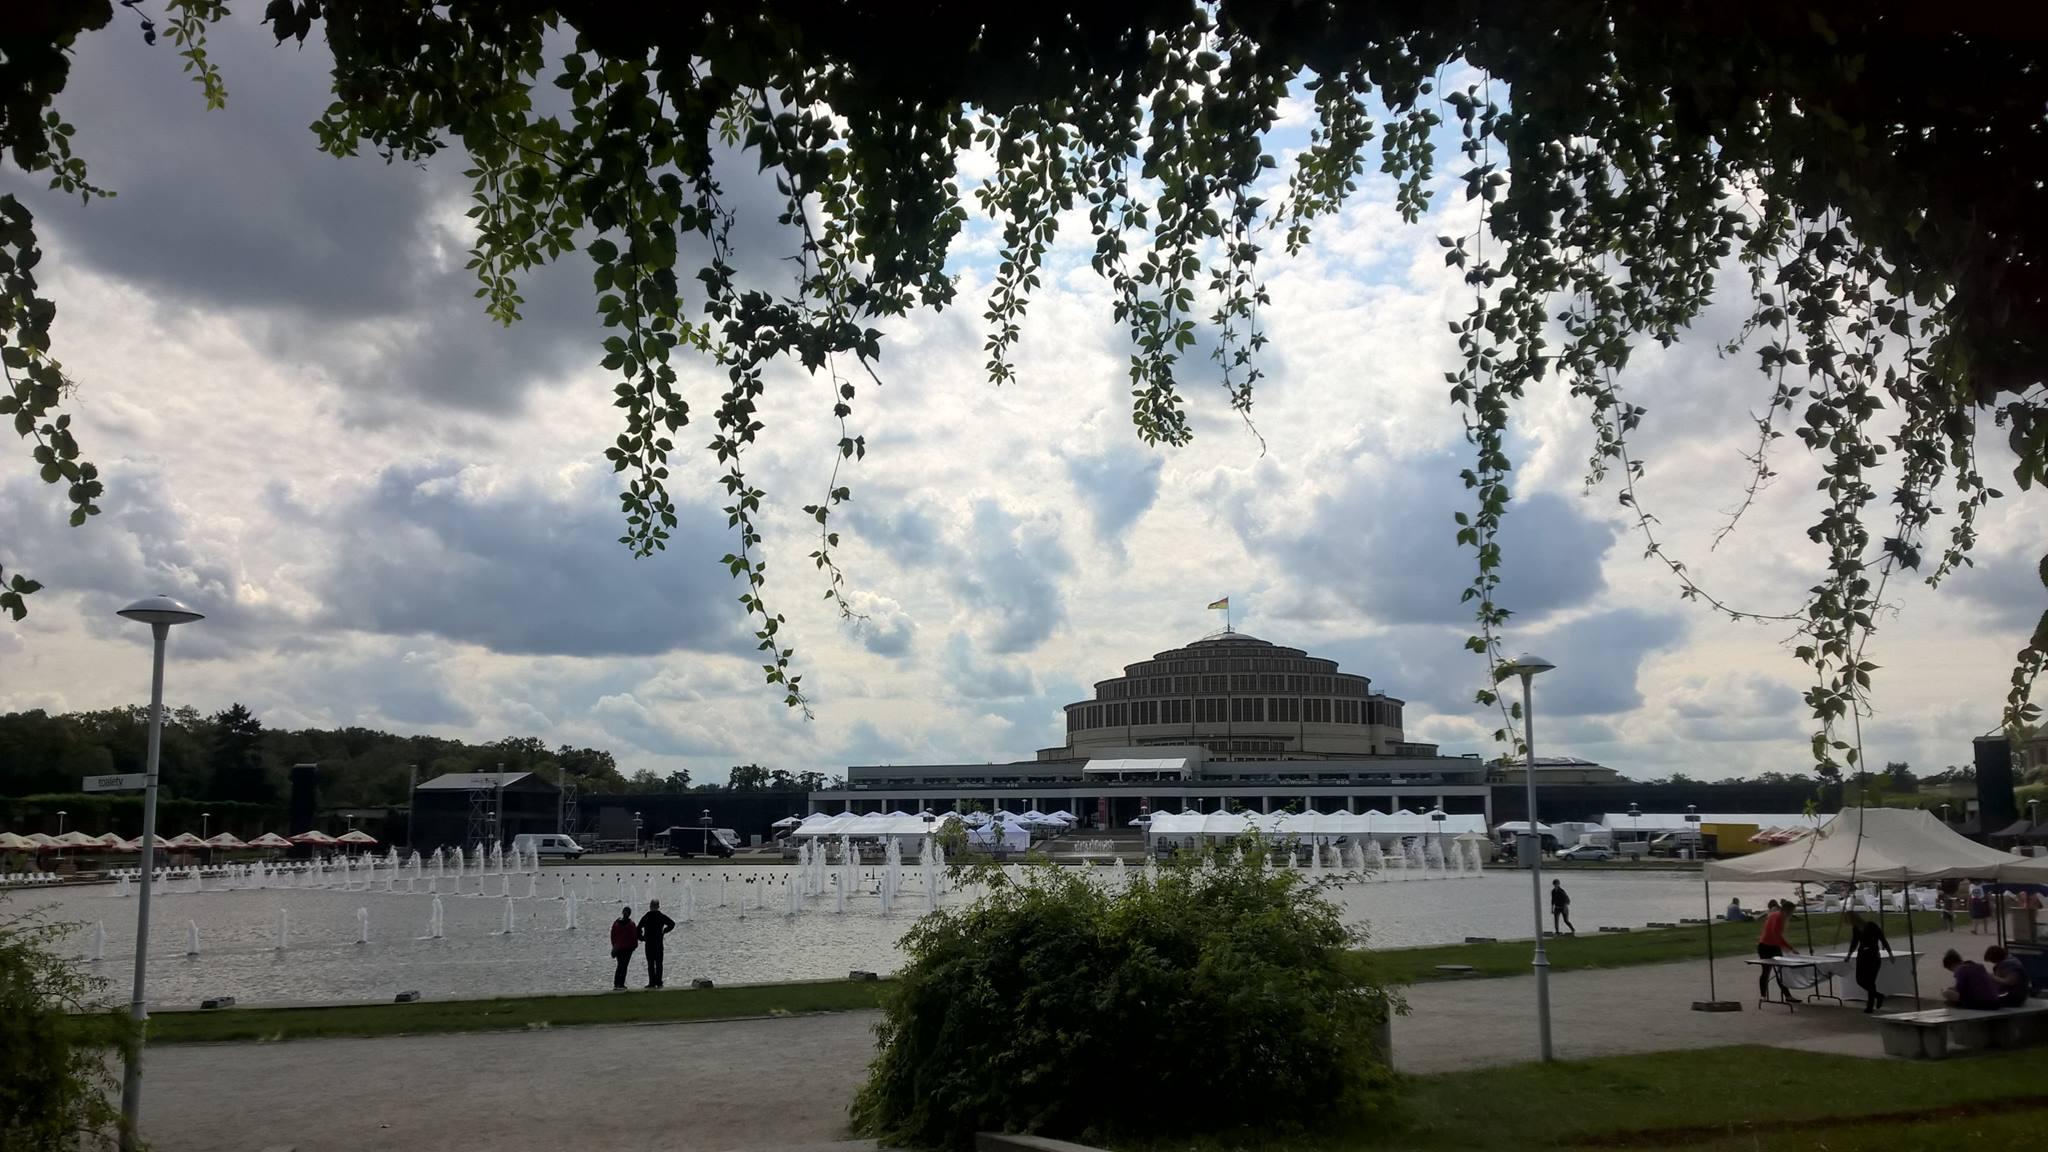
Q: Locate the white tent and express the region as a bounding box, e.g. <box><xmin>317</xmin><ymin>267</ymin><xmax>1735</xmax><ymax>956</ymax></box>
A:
<box><xmin>1704</xmin><ymin>807</ymin><xmax>2027</xmax><ymax>883</ymax></box>
<box><xmin>1146</xmin><ymin>810</ymin><xmax>1487</xmax><ymax>841</ymax></box>
<box><xmin>967</xmin><ymin>821</ymin><xmax>1030</xmax><ymax>851</ymax></box>
<box><xmin>787</xmin><ymin>813</ymin><xmax>959</xmax><ymax>839</ymax></box>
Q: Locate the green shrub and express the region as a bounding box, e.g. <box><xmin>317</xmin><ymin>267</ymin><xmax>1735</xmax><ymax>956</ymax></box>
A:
<box><xmin>0</xmin><ymin>905</ymin><xmax>133</xmax><ymax>1149</ymax></box>
<box><xmin>851</xmin><ymin>847</ymin><xmax>1400</xmax><ymax>1149</ymax></box>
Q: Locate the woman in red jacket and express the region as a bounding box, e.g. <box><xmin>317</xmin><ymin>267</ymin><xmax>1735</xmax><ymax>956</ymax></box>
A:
<box><xmin>610</xmin><ymin>906</ymin><xmax>639</xmax><ymax>990</ymax></box>
<box><xmin>1755</xmin><ymin>900</ymin><xmax>1791</xmax><ymax>1001</ymax></box>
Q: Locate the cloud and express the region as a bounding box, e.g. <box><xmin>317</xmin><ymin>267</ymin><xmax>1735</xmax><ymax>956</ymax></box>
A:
<box><xmin>1225</xmin><ymin>452</ymin><xmax>1618</xmax><ymax>629</ymax></box>
<box><xmin>950</xmin><ymin>500</ymin><xmax>1073</xmax><ymax>653</ymax></box>
<box><xmin>944</xmin><ymin>632</ymin><xmax>1039</xmax><ymax>699</ymax></box>
<box><xmin>843</xmin><ymin>591</ymin><xmax>916</xmax><ymax>657</ymax></box>
<box><xmin>1949</xmin><ymin>544</ymin><xmax>2046</xmax><ymax>632</ymax></box>
<box><xmin>295</xmin><ymin>463</ymin><xmax>747</xmax><ymax>657</ymax></box>
<box><xmin>1061</xmin><ymin>445</ymin><xmax>1163</xmax><ymax>549</ymax></box>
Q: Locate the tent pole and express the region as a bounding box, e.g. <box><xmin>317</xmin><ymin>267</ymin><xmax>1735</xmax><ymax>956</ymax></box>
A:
<box><xmin>1799</xmin><ymin>881</ymin><xmax>1815</xmax><ymax>954</ymax></box>
<box><xmin>1904</xmin><ymin>878</ymin><xmax>1920</xmax><ymax>1006</ymax></box>
<box><xmin>1704</xmin><ymin>873</ymin><xmax>1718</xmax><ymax>1002</ymax></box>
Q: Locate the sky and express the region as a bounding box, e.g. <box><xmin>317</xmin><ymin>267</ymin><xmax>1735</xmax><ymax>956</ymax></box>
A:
<box><xmin>2</xmin><ymin>20</ymin><xmax>2040</xmax><ymax>785</ymax></box>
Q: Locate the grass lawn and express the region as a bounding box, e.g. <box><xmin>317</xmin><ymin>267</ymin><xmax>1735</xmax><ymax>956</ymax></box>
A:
<box><xmin>1379</xmin><ymin>1044</ymin><xmax>2048</xmax><ymax>1150</ymax></box>
<box><xmin>140</xmin><ymin>977</ymin><xmax>889</xmax><ymax>1044</ymax></box>
<box><xmin>1362</xmin><ymin>911</ymin><xmax>1942</xmax><ymax>985</ymax></box>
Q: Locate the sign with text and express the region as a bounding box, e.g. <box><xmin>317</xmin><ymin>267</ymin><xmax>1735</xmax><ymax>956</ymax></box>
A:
<box><xmin>81</xmin><ymin>773</ymin><xmax>148</xmax><ymax>793</ymax></box>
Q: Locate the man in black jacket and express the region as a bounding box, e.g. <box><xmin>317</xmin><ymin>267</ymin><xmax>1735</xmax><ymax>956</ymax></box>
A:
<box><xmin>638</xmin><ymin>899</ymin><xmax>676</xmax><ymax>988</ymax></box>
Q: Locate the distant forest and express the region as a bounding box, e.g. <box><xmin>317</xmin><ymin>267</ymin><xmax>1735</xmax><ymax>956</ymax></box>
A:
<box><xmin>0</xmin><ymin>706</ymin><xmax>832</xmax><ymax>811</ymax></box>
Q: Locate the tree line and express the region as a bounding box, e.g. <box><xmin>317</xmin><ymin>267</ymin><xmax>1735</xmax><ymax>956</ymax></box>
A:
<box><xmin>0</xmin><ymin>707</ymin><xmax>832</xmax><ymax>814</ymax></box>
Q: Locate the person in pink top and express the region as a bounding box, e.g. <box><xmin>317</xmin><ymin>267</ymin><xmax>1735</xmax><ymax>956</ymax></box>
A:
<box><xmin>1755</xmin><ymin>899</ymin><xmax>1791</xmax><ymax>1001</ymax></box>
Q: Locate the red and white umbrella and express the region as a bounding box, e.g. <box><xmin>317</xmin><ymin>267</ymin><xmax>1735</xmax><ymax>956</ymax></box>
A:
<box><xmin>0</xmin><ymin>832</ymin><xmax>34</xmax><ymax>851</ymax></box>
<box><xmin>166</xmin><ymin>832</ymin><xmax>208</xmax><ymax>849</ymax></box>
<box><xmin>247</xmin><ymin>832</ymin><xmax>292</xmax><ymax>849</ymax></box>
<box><xmin>53</xmin><ymin>831</ymin><xmax>103</xmax><ymax>850</ymax></box>
<box><xmin>25</xmin><ymin>832</ymin><xmax>59</xmax><ymax>848</ymax></box>
<box><xmin>96</xmin><ymin>833</ymin><xmax>129</xmax><ymax>849</ymax></box>
<box><xmin>336</xmin><ymin>830</ymin><xmax>379</xmax><ymax>846</ymax></box>
<box><xmin>289</xmin><ymin>830</ymin><xmax>339</xmax><ymax>846</ymax></box>
<box><xmin>204</xmin><ymin>832</ymin><xmax>248</xmax><ymax>849</ymax></box>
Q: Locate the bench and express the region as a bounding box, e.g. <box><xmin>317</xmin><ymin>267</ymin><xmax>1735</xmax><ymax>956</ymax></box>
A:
<box><xmin>1878</xmin><ymin>1001</ymin><xmax>2048</xmax><ymax>1060</ymax></box>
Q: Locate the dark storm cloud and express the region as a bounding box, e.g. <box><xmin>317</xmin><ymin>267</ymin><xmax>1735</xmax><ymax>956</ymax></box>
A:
<box><xmin>1227</xmin><ymin>453</ymin><xmax>1617</xmax><ymax>628</ymax></box>
<box><xmin>298</xmin><ymin>464</ymin><xmax>749</xmax><ymax>657</ymax></box>
<box><xmin>30</xmin><ymin>18</ymin><xmax>800</xmax><ymax>421</ymax></box>
<box><xmin>951</xmin><ymin>500</ymin><xmax>1072</xmax><ymax>654</ymax></box>
<box><xmin>1061</xmin><ymin>445</ymin><xmax>1163</xmax><ymax>549</ymax></box>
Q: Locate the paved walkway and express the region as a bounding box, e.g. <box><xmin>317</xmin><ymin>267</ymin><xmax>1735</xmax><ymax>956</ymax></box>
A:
<box><xmin>1394</xmin><ymin>926</ymin><xmax>1983</xmax><ymax>1071</ymax></box>
<box><xmin>138</xmin><ymin>927</ymin><xmax>1996</xmax><ymax>1150</ymax></box>
<box><xmin>139</xmin><ymin>1012</ymin><xmax>881</xmax><ymax>1152</ymax></box>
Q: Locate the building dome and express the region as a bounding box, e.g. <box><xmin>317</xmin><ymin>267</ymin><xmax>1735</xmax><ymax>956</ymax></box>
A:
<box><xmin>1041</xmin><ymin>632</ymin><xmax>1436</xmax><ymax>762</ymax></box>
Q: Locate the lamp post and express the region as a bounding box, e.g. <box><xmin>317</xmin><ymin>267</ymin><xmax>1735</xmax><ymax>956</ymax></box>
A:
<box><xmin>1940</xmin><ymin>802</ymin><xmax>1951</xmax><ymax>827</ymax></box>
<box><xmin>701</xmin><ymin>808</ymin><xmax>713</xmax><ymax>856</ymax></box>
<box><xmin>344</xmin><ymin>813</ymin><xmax>355</xmax><ymax>832</ymax></box>
<box><xmin>56</xmin><ymin>809</ymin><xmax>66</xmax><ymax>863</ymax></box>
<box><xmin>200</xmin><ymin>812</ymin><xmax>209</xmax><ymax>840</ymax></box>
<box><xmin>634</xmin><ymin>811</ymin><xmax>644</xmax><ymax>857</ymax></box>
<box><xmin>116</xmin><ymin>594</ymin><xmax>203</xmax><ymax>1152</ymax></box>
<box><xmin>1503</xmin><ymin>653</ymin><xmax>1556</xmax><ymax>1062</ymax></box>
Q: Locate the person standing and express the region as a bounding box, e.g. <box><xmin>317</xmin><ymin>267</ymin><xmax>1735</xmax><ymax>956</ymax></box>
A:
<box><xmin>1549</xmin><ymin>879</ymin><xmax>1575</xmax><ymax>936</ymax></box>
<box><xmin>609</xmin><ymin>906</ymin><xmax>637</xmax><ymax>990</ymax></box>
<box><xmin>1967</xmin><ymin>882</ymin><xmax>1990</xmax><ymax>935</ymax></box>
<box><xmin>1846</xmin><ymin>911</ymin><xmax>1893</xmax><ymax>1013</ymax></box>
<box><xmin>639</xmin><ymin>898</ymin><xmax>676</xmax><ymax>989</ymax></box>
<box><xmin>1756</xmin><ymin>900</ymin><xmax>1791</xmax><ymax>1001</ymax></box>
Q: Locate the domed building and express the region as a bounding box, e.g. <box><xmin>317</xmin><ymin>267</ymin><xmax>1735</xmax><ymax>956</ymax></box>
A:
<box><xmin>810</xmin><ymin>630</ymin><xmax>1496</xmax><ymax>829</ymax></box>
<box><xmin>1042</xmin><ymin>631</ymin><xmax>1441</xmax><ymax>761</ymax></box>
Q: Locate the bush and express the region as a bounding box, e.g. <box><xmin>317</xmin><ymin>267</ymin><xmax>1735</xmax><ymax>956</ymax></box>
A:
<box><xmin>0</xmin><ymin>906</ymin><xmax>132</xmax><ymax>1149</ymax></box>
<box><xmin>851</xmin><ymin>847</ymin><xmax>1400</xmax><ymax>1150</ymax></box>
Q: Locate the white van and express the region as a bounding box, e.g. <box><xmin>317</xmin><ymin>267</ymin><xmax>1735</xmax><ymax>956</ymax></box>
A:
<box><xmin>511</xmin><ymin>833</ymin><xmax>585</xmax><ymax>861</ymax></box>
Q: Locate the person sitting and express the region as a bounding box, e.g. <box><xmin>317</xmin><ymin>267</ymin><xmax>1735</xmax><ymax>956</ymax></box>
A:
<box><xmin>1986</xmin><ymin>945</ymin><xmax>2031</xmax><ymax>1008</ymax></box>
<box><xmin>1725</xmin><ymin>897</ymin><xmax>1749</xmax><ymax>922</ymax></box>
<box><xmin>1941</xmin><ymin>948</ymin><xmax>2003</xmax><ymax>1009</ymax></box>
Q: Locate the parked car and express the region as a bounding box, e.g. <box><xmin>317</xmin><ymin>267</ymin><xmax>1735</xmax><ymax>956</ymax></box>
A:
<box><xmin>1557</xmin><ymin>842</ymin><xmax>1613</xmax><ymax>862</ymax></box>
<box><xmin>511</xmin><ymin>833</ymin><xmax>585</xmax><ymax>861</ymax></box>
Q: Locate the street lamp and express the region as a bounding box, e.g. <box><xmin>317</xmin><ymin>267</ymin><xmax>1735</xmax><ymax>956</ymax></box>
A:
<box><xmin>344</xmin><ymin>813</ymin><xmax>356</xmax><ymax>832</ymax></box>
<box><xmin>1502</xmin><ymin>652</ymin><xmax>1556</xmax><ymax>1062</ymax></box>
<box><xmin>116</xmin><ymin>594</ymin><xmax>203</xmax><ymax>1151</ymax></box>
<box><xmin>634</xmin><ymin>811</ymin><xmax>644</xmax><ymax>857</ymax></box>
<box><xmin>1940</xmin><ymin>802</ymin><xmax>1951</xmax><ymax>826</ymax></box>
<box><xmin>201</xmin><ymin>812</ymin><xmax>210</xmax><ymax>840</ymax></box>
<box><xmin>701</xmin><ymin>808</ymin><xmax>713</xmax><ymax>856</ymax></box>
<box><xmin>57</xmin><ymin>809</ymin><xmax>67</xmax><ymax>836</ymax></box>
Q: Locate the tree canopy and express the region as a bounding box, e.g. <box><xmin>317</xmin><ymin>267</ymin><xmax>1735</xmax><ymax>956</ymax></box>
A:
<box><xmin>3</xmin><ymin>3</ymin><xmax>2043</xmax><ymax>777</ymax></box>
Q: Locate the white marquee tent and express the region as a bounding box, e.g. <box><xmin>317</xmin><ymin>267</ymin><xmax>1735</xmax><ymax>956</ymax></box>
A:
<box><xmin>1704</xmin><ymin>806</ymin><xmax>2043</xmax><ymax>883</ymax></box>
<box><xmin>787</xmin><ymin>812</ymin><xmax>960</xmax><ymax>839</ymax></box>
<box><xmin>1146</xmin><ymin>809</ymin><xmax>1487</xmax><ymax>843</ymax></box>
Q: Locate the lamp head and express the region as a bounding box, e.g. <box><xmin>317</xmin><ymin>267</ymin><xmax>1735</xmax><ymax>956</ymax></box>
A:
<box><xmin>118</xmin><ymin>595</ymin><xmax>204</xmax><ymax>626</ymax></box>
<box><xmin>1503</xmin><ymin>653</ymin><xmax>1556</xmax><ymax>678</ymax></box>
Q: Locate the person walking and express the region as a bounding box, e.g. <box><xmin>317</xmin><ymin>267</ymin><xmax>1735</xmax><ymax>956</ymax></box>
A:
<box><xmin>1549</xmin><ymin>879</ymin><xmax>1575</xmax><ymax>935</ymax></box>
<box><xmin>1755</xmin><ymin>899</ymin><xmax>1791</xmax><ymax>1002</ymax></box>
<box><xmin>638</xmin><ymin>898</ymin><xmax>676</xmax><ymax>988</ymax></box>
<box><xmin>609</xmin><ymin>906</ymin><xmax>637</xmax><ymax>990</ymax></box>
<box><xmin>1846</xmin><ymin>911</ymin><xmax>1893</xmax><ymax>1013</ymax></box>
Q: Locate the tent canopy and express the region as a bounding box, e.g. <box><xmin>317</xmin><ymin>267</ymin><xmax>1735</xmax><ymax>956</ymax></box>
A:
<box><xmin>1704</xmin><ymin>806</ymin><xmax>2038</xmax><ymax>883</ymax></box>
<box><xmin>248</xmin><ymin>832</ymin><xmax>292</xmax><ymax>848</ymax></box>
<box><xmin>337</xmin><ymin>830</ymin><xmax>379</xmax><ymax>845</ymax></box>
<box><xmin>787</xmin><ymin>812</ymin><xmax>959</xmax><ymax>838</ymax></box>
<box><xmin>205</xmin><ymin>832</ymin><xmax>247</xmax><ymax>848</ymax></box>
<box><xmin>1148</xmin><ymin>811</ymin><xmax>1487</xmax><ymax>838</ymax></box>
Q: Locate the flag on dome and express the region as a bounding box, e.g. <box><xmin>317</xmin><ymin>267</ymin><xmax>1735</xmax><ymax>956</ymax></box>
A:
<box><xmin>1207</xmin><ymin>597</ymin><xmax>1229</xmax><ymax>610</ymax></box>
